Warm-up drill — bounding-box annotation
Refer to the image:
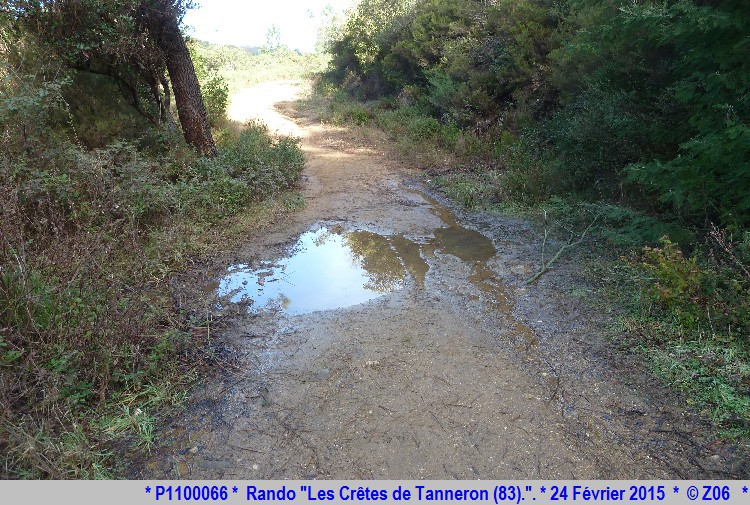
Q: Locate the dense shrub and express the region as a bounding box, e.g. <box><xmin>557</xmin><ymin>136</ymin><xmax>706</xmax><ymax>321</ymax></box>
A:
<box><xmin>179</xmin><ymin>122</ymin><xmax>304</xmax><ymax>219</ymax></box>
<box><xmin>1</xmin><ymin>47</ymin><xmax>305</xmax><ymax>476</ymax></box>
<box><xmin>621</xmin><ymin>236</ymin><xmax>750</xmax><ymax>430</ymax></box>
<box><xmin>545</xmin><ymin>87</ymin><xmax>651</xmax><ymax>197</ymax></box>
<box><xmin>552</xmin><ymin>0</ymin><xmax>750</xmax><ymax>228</ymax></box>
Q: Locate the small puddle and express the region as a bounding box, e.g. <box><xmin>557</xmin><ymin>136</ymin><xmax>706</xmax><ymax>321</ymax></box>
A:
<box><xmin>217</xmin><ymin>227</ymin><xmax>405</xmax><ymax>315</ymax></box>
<box><xmin>212</xmin><ymin>188</ymin><xmax>556</xmax><ymax>394</ymax></box>
<box><xmin>214</xmin><ymin>191</ymin><xmax>500</xmax><ymax>315</ymax></box>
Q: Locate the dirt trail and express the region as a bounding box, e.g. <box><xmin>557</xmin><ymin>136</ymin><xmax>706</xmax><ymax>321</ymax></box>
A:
<box><xmin>141</xmin><ymin>81</ymin><xmax>748</xmax><ymax>479</ymax></box>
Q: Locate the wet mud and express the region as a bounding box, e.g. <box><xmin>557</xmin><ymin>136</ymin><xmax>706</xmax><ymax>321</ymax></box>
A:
<box><xmin>140</xmin><ymin>81</ymin><xmax>749</xmax><ymax>480</ymax></box>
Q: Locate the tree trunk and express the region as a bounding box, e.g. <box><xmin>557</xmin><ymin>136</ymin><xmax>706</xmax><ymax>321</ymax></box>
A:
<box><xmin>142</xmin><ymin>1</ymin><xmax>217</xmax><ymax>157</ymax></box>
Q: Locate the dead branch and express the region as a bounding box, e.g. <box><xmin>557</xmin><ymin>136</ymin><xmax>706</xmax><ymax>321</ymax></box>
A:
<box><xmin>525</xmin><ymin>214</ymin><xmax>599</xmax><ymax>285</ymax></box>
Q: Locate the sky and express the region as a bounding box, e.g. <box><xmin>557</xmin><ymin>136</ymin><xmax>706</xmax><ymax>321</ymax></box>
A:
<box><xmin>183</xmin><ymin>0</ymin><xmax>355</xmax><ymax>53</ymax></box>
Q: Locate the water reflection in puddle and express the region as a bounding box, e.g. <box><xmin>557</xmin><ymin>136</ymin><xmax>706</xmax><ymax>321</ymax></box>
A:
<box><xmin>217</xmin><ymin>227</ymin><xmax>404</xmax><ymax>315</ymax></box>
<box><xmin>216</xmin><ymin>191</ymin><xmax>500</xmax><ymax>315</ymax></box>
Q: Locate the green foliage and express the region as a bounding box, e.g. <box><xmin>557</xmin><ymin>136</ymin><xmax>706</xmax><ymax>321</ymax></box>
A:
<box><xmin>545</xmin><ymin>87</ymin><xmax>650</xmax><ymax>195</ymax></box>
<box><xmin>497</xmin><ymin>131</ymin><xmax>562</xmax><ymax>205</ymax></box>
<box><xmin>434</xmin><ymin>171</ymin><xmax>502</xmax><ymax>209</ymax></box>
<box><xmin>2</xmin><ymin>0</ymin><xmax>171</xmax><ymax>125</ymax></box>
<box><xmin>322</xmin><ymin>0</ymin><xmax>422</xmax><ymax>97</ymax></box>
<box><xmin>1</xmin><ymin>36</ymin><xmax>306</xmax><ymax>477</ymax></box>
<box><xmin>179</xmin><ymin>122</ymin><xmax>304</xmax><ymax>219</ymax></box>
<box><xmin>585</xmin><ymin>203</ymin><xmax>694</xmax><ymax>247</ymax></box>
<box><xmin>646</xmin><ymin>342</ymin><xmax>750</xmax><ymax>436</ymax></box>
<box><xmin>338</xmin><ymin>0</ymin><xmax>417</xmax><ymax>69</ymax></box>
<box><xmin>639</xmin><ymin>238</ymin><xmax>704</xmax><ymax>329</ymax></box>
<box><xmin>629</xmin><ymin>124</ymin><xmax>750</xmax><ymax>229</ymax></box>
<box><xmin>616</xmin><ymin>235</ymin><xmax>750</xmax><ymax>433</ymax></box>
<box><xmin>0</xmin><ymin>68</ymin><xmax>71</xmax><ymax>147</ymax></box>
<box><xmin>189</xmin><ymin>41</ymin><xmax>229</xmax><ymax>127</ymax></box>
<box><xmin>552</xmin><ymin>0</ymin><xmax>750</xmax><ymax>228</ymax></box>
<box><xmin>64</xmin><ymin>72</ymin><xmax>153</xmax><ymax>148</ymax></box>
<box><xmin>325</xmin><ymin>0</ymin><xmax>557</xmax><ymax>117</ymax></box>
<box><xmin>324</xmin><ymin>93</ymin><xmax>374</xmax><ymax>125</ymax></box>
<box><xmin>190</xmin><ymin>41</ymin><xmax>329</xmax><ymax>95</ymax></box>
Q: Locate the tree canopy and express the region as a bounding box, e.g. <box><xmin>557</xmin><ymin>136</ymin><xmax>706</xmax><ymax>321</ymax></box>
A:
<box><xmin>324</xmin><ymin>0</ymin><xmax>750</xmax><ymax>230</ymax></box>
<box><xmin>1</xmin><ymin>0</ymin><xmax>217</xmax><ymax>155</ymax></box>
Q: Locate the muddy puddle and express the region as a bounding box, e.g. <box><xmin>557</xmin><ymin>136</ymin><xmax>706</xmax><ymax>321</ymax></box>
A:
<box><xmin>215</xmin><ymin>191</ymin><xmax>500</xmax><ymax>316</ymax></box>
<box><xmin>216</xmin><ymin>226</ymin><xmax>403</xmax><ymax>315</ymax></box>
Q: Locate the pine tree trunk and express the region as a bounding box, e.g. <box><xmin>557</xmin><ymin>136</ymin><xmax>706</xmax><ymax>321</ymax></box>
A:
<box><xmin>143</xmin><ymin>1</ymin><xmax>217</xmax><ymax>157</ymax></box>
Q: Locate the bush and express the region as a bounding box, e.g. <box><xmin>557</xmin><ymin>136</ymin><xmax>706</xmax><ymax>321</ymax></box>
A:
<box><xmin>496</xmin><ymin>131</ymin><xmax>564</xmax><ymax>205</ymax></box>
<box><xmin>546</xmin><ymin>86</ymin><xmax>649</xmax><ymax>197</ymax></box>
<box><xmin>332</xmin><ymin>101</ymin><xmax>373</xmax><ymax>126</ymax></box>
<box><xmin>189</xmin><ymin>41</ymin><xmax>230</xmax><ymax>127</ymax></box>
<box><xmin>618</xmin><ymin>235</ymin><xmax>750</xmax><ymax>432</ymax></box>
<box><xmin>434</xmin><ymin>171</ymin><xmax>502</xmax><ymax>208</ymax></box>
<box><xmin>632</xmin><ymin>236</ymin><xmax>750</xmax><ymax>340</ymax></box>
<box><xmin>201</xmin><ymin>73</ymin><xmax>230</xmax><ymax>127</ymax></box>
<box><xmin>638</xmin><ymin>237</ymin><xmax>704</xmax><ymax>330</ymax></box>
<box><xmin>177</xmin><ymin>122</ymin><xmax>304</xmax><ymax>220</ymax></box>
<box><xmin>1</xmin><ymin>62</ymin><xmax>305</xmax><ymax>477</ymax></box>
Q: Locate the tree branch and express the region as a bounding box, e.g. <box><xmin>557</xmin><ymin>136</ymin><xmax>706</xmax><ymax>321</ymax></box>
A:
<box><xmin>525</xmin><ymin>214</ymin><xmax>599</xmax><ymax>285</ymax></box>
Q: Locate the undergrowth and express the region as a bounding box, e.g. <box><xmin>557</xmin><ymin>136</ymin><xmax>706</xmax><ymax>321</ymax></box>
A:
<box><xmin>612</xmin><ymin>234</ymin><xmax>750</xmax><ymax>438</ymax></box>
<box><xmin>0</xmin><ymin>68</ymin><xmax>305</xmax><ymax>477</ymax></box>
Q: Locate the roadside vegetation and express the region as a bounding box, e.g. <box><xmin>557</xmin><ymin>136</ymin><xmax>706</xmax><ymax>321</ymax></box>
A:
<box><xmin>191</xmin><ymin>41</ymin><xmax>329</xmax><ymax>95</ymax></box>
<box><xmin>0</xmin><ymin>4</ymin><xmax>305</xmax><ymax>478</ymax></box>
<box><xmin>315</xmin><ymin>0</ymin><xmax>750</xmax><ymax>437</ymax></box>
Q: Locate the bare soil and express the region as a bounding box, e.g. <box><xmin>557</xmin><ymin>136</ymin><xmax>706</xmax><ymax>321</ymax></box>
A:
<box><xmin>137</xmin><ymin>81</ymin><xmax>749</xmax><ymax>479</ymax></box>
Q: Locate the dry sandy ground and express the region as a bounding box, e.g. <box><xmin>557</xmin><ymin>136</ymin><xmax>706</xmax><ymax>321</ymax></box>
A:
<box><xmin>138</xmin><ymin>81</ymin><xmax>749</xmax><ymax>479</ymax></box>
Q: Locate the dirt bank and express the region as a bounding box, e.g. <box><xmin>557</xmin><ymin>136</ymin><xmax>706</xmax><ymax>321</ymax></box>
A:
<box><xmin>138</xmin><ymin>81</ymin><xmax>748</xmax><ymax>479</ymax></box>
